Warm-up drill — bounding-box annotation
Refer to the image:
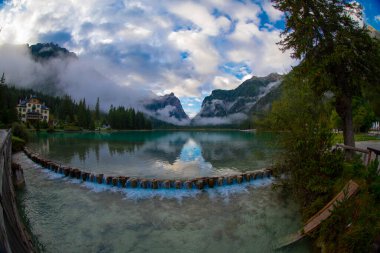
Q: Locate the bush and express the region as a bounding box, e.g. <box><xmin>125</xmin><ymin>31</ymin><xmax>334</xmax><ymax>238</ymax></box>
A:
<box><xmin>63</xmin><ymin>125</ymin><xmax>81</xmax><ymax>131</ymax></box>
<box><xmin>12</xmin><ymin>122</ymin><xmax>29</xmax><ymax>142</ymax></box>
<box><xmin>11</xmin><ymin>136</ymin><xmax>25</xmax><ymax>152</ymax></box>
<box><xmin>262</xmin><ymin>73</ymin><xmax>344</xmax><ymax>218</ymax></box>
<box><xmin>47</xmin><ymin>125</ymin><xmax>55</xmax><ymax>133</ymax></box>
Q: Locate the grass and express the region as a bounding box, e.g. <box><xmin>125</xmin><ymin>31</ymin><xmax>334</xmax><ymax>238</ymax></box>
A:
<box><xmin>333</xmin><ymin>133</ymin><xmax>380</xmax><ymax>143</ymax></box>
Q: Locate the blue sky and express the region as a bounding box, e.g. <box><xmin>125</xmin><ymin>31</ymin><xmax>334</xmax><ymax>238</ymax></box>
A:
<box><xmin>0</xmin><ymin>0</ymin><xmax>378</xmax><ymax>117</ymax></box>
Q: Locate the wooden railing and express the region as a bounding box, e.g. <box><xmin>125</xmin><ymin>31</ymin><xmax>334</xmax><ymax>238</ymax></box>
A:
<box><xmin>0</xmin><ymin>130</ymin><xmax>34</xmax><ymax>252</ymax></box>
<box><xmin>336</xmin><ymin>144</ymin><xmax>380</xmax><ymax>166</ymax></box>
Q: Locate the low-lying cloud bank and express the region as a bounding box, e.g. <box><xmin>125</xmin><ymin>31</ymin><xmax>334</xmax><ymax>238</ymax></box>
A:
<box><xmin>0</xmin><ymin>44</ymin><xmax>155</xmax><ymax>111</ymax></box>
<box><xmin>192</xmin><ymin>113</ymin><xmax>248</xmax><ymax>126</ymax></box>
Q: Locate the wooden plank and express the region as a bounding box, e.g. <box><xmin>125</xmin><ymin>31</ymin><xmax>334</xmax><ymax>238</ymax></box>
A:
<box><xmin>303</xmin><ymin>180</ymin><xmax>359</xmax><ymax>234</ymax></box>
<box><xmin>277</xmin><ymin>180</ymin><xmax>359</xmax><ymax>249</ymax></box>
<box><xmin>0</xmin><ymin>130</ymin><xmax>35</xmax><ymax>252</ymax></box>
<box><xmin>367</xmin><ymin>147</ymin><xmax>380</xmax><ymax>156</ymax></box>
<box><xmin>335</xmin><ymin>144</ymin><xmax>369</xmax><ymax>154</ymax></box>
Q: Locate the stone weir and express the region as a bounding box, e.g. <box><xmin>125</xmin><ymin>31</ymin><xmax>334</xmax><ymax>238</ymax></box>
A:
<box><xmin>23</xmin><ymin>147</ymin><xmax>273</xmax><ymax>190</ymax></box>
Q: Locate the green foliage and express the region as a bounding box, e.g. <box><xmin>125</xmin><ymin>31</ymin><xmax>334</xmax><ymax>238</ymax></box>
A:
<box><xmin>40</xmin><ymin>120</ymin><xmax>49</xmax><ymax>129</ymax></box>
<box><xmin>0</xmin><ymin>74</ymin><xmax>19</xmax><ymax>126</ymax></box>
<box><xmin>273</xmin><ymin>0</ymin><xmax>380</xmax><ymax>147</ymax></box>
<box><xmin>11</xmin><ymin>136</ymin><xmax>25</xmax><ymax>153</ymax></box>
<box><xmin>333</xmin><ymin>133</ymin><xmax>380</xmax><ymax>143</ymax></box>
<box><xmin>318</xmin><ymin>174</ymin><xmax>380</xmax><ymax>252</ymax></box>
<box><xmin>262</xmin><ymin>73</ymin><xmax>344</xmax><ymax>218</ymax></box>
<box><xmin>0</xmin><ymin>82</ymin><xmax>152</xmax><ymax>131</ymax></box>
<box><xmin>352</xmin><ymin>97</ymin><xmax>376</xmax><ymax>132</ymax></box>
<box><xmin>63</xmin><ymin>125</ymin><xmax>81</xmax><ymax>131</ymax></box>
<box><xmin>11</xmin><ymin>122</ymin><xmax>29</xmax><ymax>142</ymax></box>
<box><xmin>108</xmin><ymin>106</ymin><xmax>152</xmax><ymax>130</ymax></box>
<box><xmin>95</xmin><ymin>97</ymin><xmax>100</xmax><ymax>121</ymax></box>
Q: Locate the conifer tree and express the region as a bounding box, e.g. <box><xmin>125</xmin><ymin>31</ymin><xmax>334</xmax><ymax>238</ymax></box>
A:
<box><xmin>272</xmin><ymin>0</ymin><xmax>380</xmax><ymax>147</ymax></box>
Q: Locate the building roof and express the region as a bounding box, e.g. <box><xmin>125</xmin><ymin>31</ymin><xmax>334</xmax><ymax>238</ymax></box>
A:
<box><xmin>16</xmin><ymin>95</ymin><xmax>49</xmax><ymax>110</ymax></box>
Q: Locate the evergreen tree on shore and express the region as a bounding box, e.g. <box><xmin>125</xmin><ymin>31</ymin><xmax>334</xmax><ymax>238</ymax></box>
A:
<box><xmin>272</xmin><ymin>0</ymin><xmax>380</xmax><ymax>148</ymax></box>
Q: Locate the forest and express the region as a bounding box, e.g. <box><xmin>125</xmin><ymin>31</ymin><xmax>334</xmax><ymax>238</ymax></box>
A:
<box><xmin>0</xmin><ymin>75</ymin><xmax>152</xmax><ymax>131</ymax></box>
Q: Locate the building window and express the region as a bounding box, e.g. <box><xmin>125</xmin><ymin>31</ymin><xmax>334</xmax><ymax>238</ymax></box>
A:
<box><xmin>23</xmin><ymin>108</ymin><xmax>26</xmax><ymax>112</ymax></box>
<box><xmin>37</xmin><ymin>104</ymin><xmax>40</xmax><ymax>108</ymax></box>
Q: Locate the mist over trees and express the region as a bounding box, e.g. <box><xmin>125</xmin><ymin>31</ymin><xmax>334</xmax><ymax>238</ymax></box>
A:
<box><xmin>0</xmin><ymin>76</ymin><xmax>152</xmax><ymax>130</ymax></box>
<box><xmin>108</xmin><ymin>106</ymin><xmax>152</xmax><ymax>130</ymax></box>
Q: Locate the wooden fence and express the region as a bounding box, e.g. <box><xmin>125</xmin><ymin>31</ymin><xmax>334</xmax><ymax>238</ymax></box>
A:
<box><xmin>0</xmin><ymin>130</ymin><xmax>34</xmax><ymax>252</ymax></box>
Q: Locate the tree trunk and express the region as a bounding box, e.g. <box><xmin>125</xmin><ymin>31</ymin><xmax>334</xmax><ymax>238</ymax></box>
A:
<box><xmin>335</xmin><ymin>95</ymin><xmax>355</xmax><ymax>159</ymax></box>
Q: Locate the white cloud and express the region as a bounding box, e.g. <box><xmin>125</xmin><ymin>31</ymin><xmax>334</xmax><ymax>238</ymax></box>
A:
<box><xmin>261</xmin><ymin>1</ymin><xmax>283</xmax><ymax>22</ymax></box>
<box><xmin>375</xmin><ymin>15</ymin><xmax>380</xmax><ymax>22</ymax></box>
<box><xmin>167</xmin><ymin>1</ymin><xmax>228</xmax><ymax>36</ymax></box>
<box><xmin>212</xmin><ymin>75</ymin><xmax>243</xmax><ymax>90</ymax></box>
<box><xmin>227</xmin><ymin>24</ymin><xmax>296</xmax><ymax>76</ymax></box>
<box><xmin>168</xmin><ymin>30</ymin><xmax>220</xmax><ymax>75</ymax></box>
<box><xmin>192</xmin><ymin>113</ymin><xmax>248</xmax><ymax>126</ymax></box>
<box><xmin>0</xmin><ymin>0</ymin><xmax>296</xmax><ymax>119</ymax></box>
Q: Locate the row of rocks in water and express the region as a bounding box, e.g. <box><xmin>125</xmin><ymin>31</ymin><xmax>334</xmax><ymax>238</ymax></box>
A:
<box><xmin>23</xmin><ymin>147</ymin><xmax>273</xmax><ymax>190</ymax></box>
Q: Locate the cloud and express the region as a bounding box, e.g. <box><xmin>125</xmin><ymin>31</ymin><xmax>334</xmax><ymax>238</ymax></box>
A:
<box><xmin>0</xmin><ymin>44</ymin><xmax>154</xmax><ymax>111</ymax></box>
<box><xmin>144</xmin><ymin>105</ymin><xmax>190</xmax><ymax>126</ymax></box>
<box><xmin>0</xmin><ymin>0</ymin><xmax>298</xmax><ymax>120</ymax></box>
<box><xmin>192</xmin><ymin>113</ymin><xmax>248</xmax><ymax>126</ymax></box>
<box><xmin>375</xmin><ymin>15</ymin><xmax>380</xmax><ymax>22</ymax></box>
<box><xmin>261</xmin><ymin>1</ymin><xmax>283</xmax><ymax>22</ymax></box>
<box><xmin>168</xmin><ymin>30</ymin><xmax>220</xmax><ymax>75</ymax></box>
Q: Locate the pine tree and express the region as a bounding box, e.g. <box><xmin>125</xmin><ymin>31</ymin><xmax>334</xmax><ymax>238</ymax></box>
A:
<box><xmin>272</xmin><ymin>0</ymin><xmax>380</xmax><ymax>148</ymax></box>
<box><xmin>0</xmin><ymin>73</ymin><xmax>5</xmax><ymax>86</ymax></box>
<box><xmin>95</xmin><ymin>97</ymin><xmax>100</xmax><ymax>121</ymax></box>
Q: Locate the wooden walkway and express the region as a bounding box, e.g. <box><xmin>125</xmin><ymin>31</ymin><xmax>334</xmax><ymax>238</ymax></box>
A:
<box><xmin>277</xmin><ymin>180</ymin><xmax>360</xmax><ymax>249</ymax></box>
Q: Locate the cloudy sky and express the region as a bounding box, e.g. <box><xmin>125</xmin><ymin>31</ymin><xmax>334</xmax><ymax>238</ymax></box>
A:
<box><xmin>0</xmin><ymin>0</ymin><xmax>379</xmax><ymax>118</ymax></box>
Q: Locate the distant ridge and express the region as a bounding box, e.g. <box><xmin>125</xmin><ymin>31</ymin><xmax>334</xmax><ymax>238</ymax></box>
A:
<box><xmin>192</xmin><ymin>73</ymin><xmax>283</xmax><ymax>125</ymax></box>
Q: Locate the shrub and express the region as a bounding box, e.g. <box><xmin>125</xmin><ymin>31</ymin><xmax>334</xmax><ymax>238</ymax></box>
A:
<box><xmin>63</xmin><ymin>125</ymin><xmax>81</xmax><ymax>131</ymax></box>
<box><xmin>11</xmin><ymin>122</ymin><xmax>29</xmax><ymax>142</ymax></box>
<box><xmin>11</xmin><ymin>136</ymin><xmax>25</xmax><ymax>152</ymax></box>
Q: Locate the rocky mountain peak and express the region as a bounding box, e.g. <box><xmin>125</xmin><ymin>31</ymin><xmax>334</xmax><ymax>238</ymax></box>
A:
<box><xmin>144</xmin><ymin>93</ymin><xmax>189</xmax><ymax>124</ymax></box>
<box><xmin>192</xmin><ymin>73</ymin><xmax>283</xmax><ymax>125</ymax></box>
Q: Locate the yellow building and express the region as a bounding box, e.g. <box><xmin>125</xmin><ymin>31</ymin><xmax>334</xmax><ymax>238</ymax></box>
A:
<box><xmin>16</xmin><ymin>96</ymin><xmax>50</xmax><ymax>123</ymax></box>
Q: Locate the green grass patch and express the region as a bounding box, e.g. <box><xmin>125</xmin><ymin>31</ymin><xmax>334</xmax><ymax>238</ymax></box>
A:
<box><xmin>11</xmin><ymin>136</ymin><xmax>25</xmax><ymax>153</ymax></box>
<box><xmin>333</xmin><ymin>133</ymin><xmax>380</xmax><ymax>143</ymax></box>
<box><xmin>63</xmin><ymin>125</ymin><xmax>82</xmax><ymax>131</ymax></box>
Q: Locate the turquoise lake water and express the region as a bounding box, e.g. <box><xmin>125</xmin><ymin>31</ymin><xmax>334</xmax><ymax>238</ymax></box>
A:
<box><xmin>16</xmin><ymin>131</ymin><xmax>311</xmax><ymax>252</ymax></box>
<box><xmin>27</xmin><ymin>131</ymin><xmax>279</xmax><ymax>179</ymax></box>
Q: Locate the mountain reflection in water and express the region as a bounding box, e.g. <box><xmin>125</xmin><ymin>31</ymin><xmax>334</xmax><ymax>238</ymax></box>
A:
<box><xmin>28</xmin><ymin>131</ymin><xmax>278</xmax><ymax>179</ymax></box>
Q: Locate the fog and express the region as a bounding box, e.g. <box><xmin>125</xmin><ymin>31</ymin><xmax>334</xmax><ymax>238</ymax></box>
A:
<box><xmin>0</xmin><ymin>44</ymin><xmax>155</xmax><ymax>112</ymax></box>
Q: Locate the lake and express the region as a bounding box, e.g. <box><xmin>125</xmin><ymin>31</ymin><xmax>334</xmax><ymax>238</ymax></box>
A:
<box><xmin>16</xmin><ymin>130</ymin><xmax>311</xmax><ymax>252</ymax></box>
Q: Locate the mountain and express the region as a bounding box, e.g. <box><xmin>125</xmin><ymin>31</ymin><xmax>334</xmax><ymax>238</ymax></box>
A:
<box><xmin>2</xmin><ymin>42</ymin><xmax>191</xmax><ymax>125</ymax></box>
<box><xmin>368</xmin><ymin>25</ymin><xmax>380</xmax><ymax>40</ymax></box>
<box><xmin>144</xmin><ymin>92</ymin><xmax>189</xmax><ymax>125</ymax></box>
<box><xmin>29</xmin><ymin>43</ymin><xmax>77</xmax><ymax>60</ymax></box>
<box><xmin>192</xmin><ymin>73</ymin><xmax>283</xmax><ymax>125</ymax></box>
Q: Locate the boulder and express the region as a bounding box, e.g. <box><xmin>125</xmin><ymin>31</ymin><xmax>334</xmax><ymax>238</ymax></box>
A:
<box><xmin>175</xmin><ymin>180</ymin><xmax>182</xmax><ymax>189</ymax></box>
<box><xmin>184</xmin><ymin>180</ymin><xmax>192</xmax><ymax>189</ymax></box>
<box><xmin>140</xmin><ymin>179</ymin><xmax>148</xmax><ymax>189</ymax></box>
<box><xmin>151</xmin><ymin>179</ymin><xmax>158</xmax><ymax>189</ymax></box>
<box><xmin>112</xmin><ymin>177</ymin><xmax>118</xmax><ymax>186</ymax></box>
<box><xmin>208</xmin><ymin>178</ymin><xmax>215</xmax><ymax>188</ymax></box>
<box><xmin>96</xmin><ymin>174</ymin><xmax>104</xmax><ymax>184</ymax></box>
<box><xmin>196</xmin><ymin>180</ymin><xmax>204</xmax><ymax>190</ymax></box>
<box><xmin>163</xmin><ymin>180</ymin><xmax>171</xmax><ymax>189</ymax></box>
<box><xmin>119</xmin><ymin>177</ymin><xmax>127</xmax><ymax>188</ymax></box>
<box><xmin>106</xmin><ymin>176</ymin><xmax>113</xmax><ymax>185</ymax></box>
